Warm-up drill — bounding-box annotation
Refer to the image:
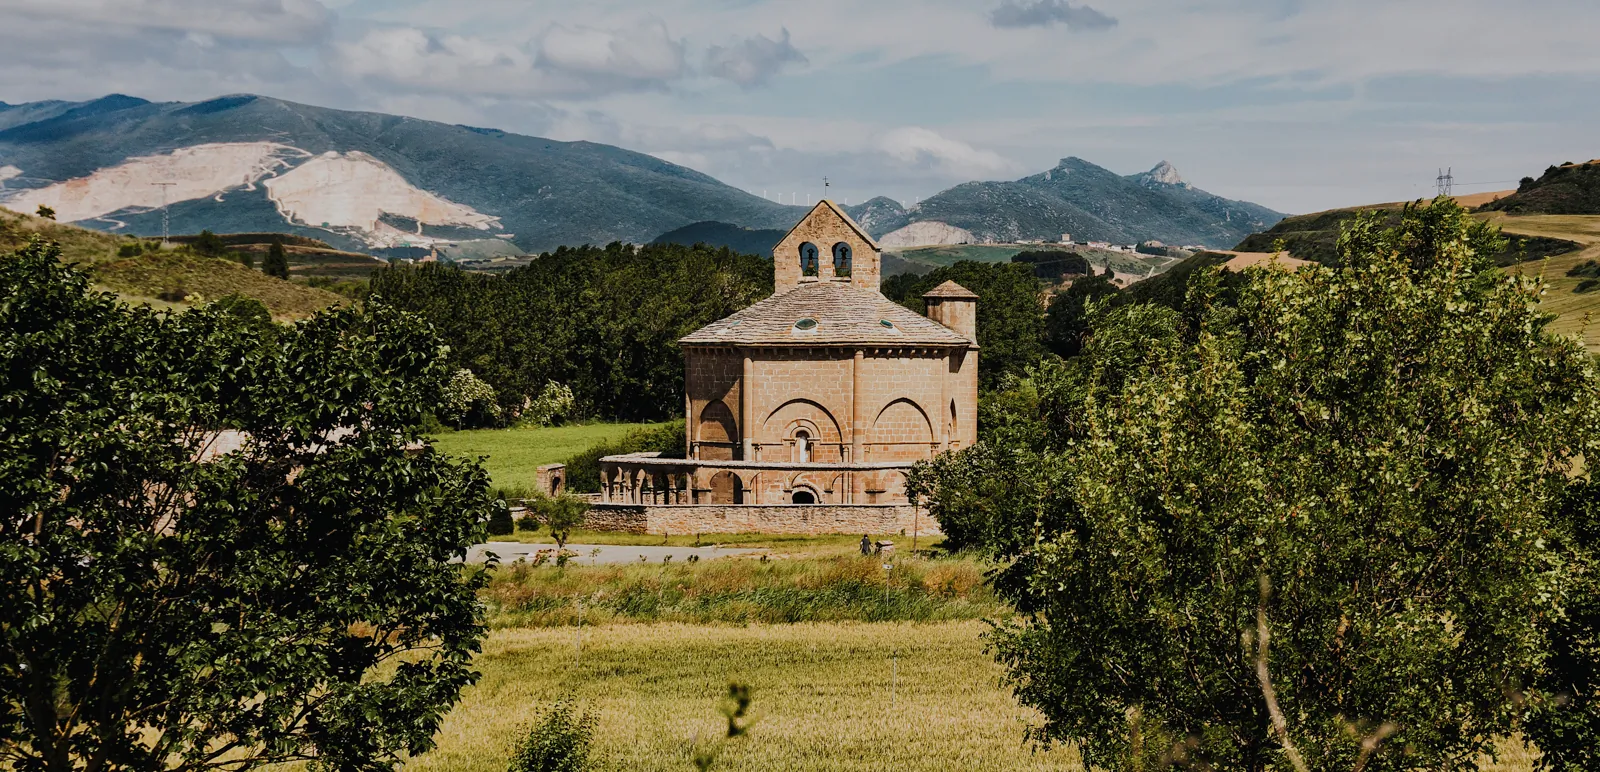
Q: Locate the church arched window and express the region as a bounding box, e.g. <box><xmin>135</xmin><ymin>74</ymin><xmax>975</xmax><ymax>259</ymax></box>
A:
<box><xmin>799</xmin><ymin>242</ymin><xmax>820</xmax><ymax>276</ymax></box>
<box><xmin>832</xmin><ymin>242</ymin><xmax>853</xmax><ymax>277</ymax></box>
<box><xmin>794</xmin><ymin>429</ymin><xmax>811</xmax><ymax>463</ymax></box>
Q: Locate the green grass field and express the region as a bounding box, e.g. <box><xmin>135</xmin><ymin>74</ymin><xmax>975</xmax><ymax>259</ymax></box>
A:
<box><xmin>430</xmin><ymin>422</ymin><xmax>666</xmax><ymax>491</ymax></box>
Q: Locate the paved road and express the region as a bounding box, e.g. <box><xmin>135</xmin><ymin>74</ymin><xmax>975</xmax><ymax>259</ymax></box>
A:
<box><xmin>465</xmin><ymin>542</ymin><xmax>765</xmax><ymax>565</ymax></box>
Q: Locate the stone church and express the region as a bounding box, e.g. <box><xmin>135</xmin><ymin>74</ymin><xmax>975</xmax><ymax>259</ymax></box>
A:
<box><xmin>597</xmin><ymin>201</ymin><xmax>977</xmax><ymax>530</ymax></box>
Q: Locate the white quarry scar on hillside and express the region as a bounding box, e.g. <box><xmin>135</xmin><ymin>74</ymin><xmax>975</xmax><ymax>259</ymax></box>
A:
<box><xmin>1</xmin><ymin>143</ymin><xmax>308</xmax><ymax>223</ymax></box>
<box><xmin>0</xmin><ymin>143</ymin><xmax>500</xmax><ymax>248</ymax></box>
<box><xmin>262</xmin><ymin>151</ymin><xmax>500</xmax><ymax>245</ymax></box>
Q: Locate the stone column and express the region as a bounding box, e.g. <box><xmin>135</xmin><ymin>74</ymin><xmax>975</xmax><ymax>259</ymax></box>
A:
<box><xmin>939</xmin><ymin>349</ymin><xmax>952</xmax><ymax>451</ymax></box>
<box><xmin>741</xmin><ymin>350</ymin><xmax>755</xmax><ymax>461</ymax></box>
<box><xmin>851</xmin><ymin>349</ymin><xmax>866</xmax><ymax>504</ymax></box>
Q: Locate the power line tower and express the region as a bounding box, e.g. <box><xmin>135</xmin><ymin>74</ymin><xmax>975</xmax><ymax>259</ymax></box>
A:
<box><xmin>1435</xmin><ymin>167</ymin><xmax>1454</xmax><ymax>198</ymax></box>
<box><xmin>151</xmin><ymin>182</ymin><xmax>177</xmax><ymax>246</ymax></box>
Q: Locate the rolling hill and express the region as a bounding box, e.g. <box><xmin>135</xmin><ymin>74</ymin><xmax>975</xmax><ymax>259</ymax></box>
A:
<box><xmin>0</xmin><ymin>208</ymin><xmax>342</xmax><ymax>318</ymax></box>
<box><xmin>1234</xmin><ymin>203</ymin><xmax>1581</xmax><ymax>266</ymax></box>
<box><xmin>1481</xmin><ymin>161</ymin><xmax>1600</xmax><ymax>215</ymax></box>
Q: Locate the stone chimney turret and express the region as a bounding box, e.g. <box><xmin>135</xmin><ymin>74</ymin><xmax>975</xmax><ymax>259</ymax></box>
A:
<box><xmin>923</xmin><ymin>281</ymin><xmax>978</xmax><ymax>342</ymax></box>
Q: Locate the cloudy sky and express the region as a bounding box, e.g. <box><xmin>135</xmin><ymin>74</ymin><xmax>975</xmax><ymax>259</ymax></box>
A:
<box><xmin>2</xmin><ymin>0</ymin><xmax>1597</xmax><ymax>214</ymax></box>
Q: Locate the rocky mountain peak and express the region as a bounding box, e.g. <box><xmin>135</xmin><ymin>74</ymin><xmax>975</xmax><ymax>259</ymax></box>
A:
<box><xmin>1141</xmin><ymin>161</ymin><xmax>1184</xmax><ymax>186</ymax></box>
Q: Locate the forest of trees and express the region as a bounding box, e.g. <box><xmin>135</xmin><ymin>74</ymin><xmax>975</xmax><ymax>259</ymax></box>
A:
<box><xmin>370</xmin><ymin>242</ymin><xmax>772</xmax><ymax>423</ymax></box>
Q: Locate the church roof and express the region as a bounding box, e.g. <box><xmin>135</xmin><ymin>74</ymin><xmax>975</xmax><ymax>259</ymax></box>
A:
<box><xmin>681</xmin><ymin>282</ymin><xmax>972</xmax><ymax>347</ymax></box>
<box><xmin>923</xmin><ymin>280</ymin><xmax>979</xmax><ymax>299</ymax></box>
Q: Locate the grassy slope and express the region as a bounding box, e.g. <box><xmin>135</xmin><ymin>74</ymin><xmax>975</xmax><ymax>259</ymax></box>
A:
<box><xmin>411</xmin><ymin>620</ymin><xmax>1084</xmax><ymax>772</ymax></box>
<box><xmin>429</xmin><ymin>422</ymin><xmax>666</xmax><ymax>491</ymax></box>
<box><xmin>0</xmin><ymin>209</ymin><xmax>342</xmax><ymax>319</ymax></box>
<box><xmin>1487</xmin><ymin>213</ymin><xmax>1600</xmax><ymax>351</ymax></box>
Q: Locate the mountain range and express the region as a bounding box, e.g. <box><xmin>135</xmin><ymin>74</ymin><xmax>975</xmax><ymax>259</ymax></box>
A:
<box><xmin>0</xmin><ymin>94</ymin><xmax>1284</xmax><ymax>255</ymax></box>
<box><xmin>855</xmin><ymin>158</ymin><xmax>1283</xmax><ymax>248</ymax></box>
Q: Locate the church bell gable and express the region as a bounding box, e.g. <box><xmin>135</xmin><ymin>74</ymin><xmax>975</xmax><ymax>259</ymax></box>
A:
<box><xmin>772</xmin><ymin>200</ymin><xmax>882</xmax><ymax>294</ymax></box>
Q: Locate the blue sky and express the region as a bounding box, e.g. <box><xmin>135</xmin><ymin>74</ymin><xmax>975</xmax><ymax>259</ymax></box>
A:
<box><xmin>1</xmin><ymin>0</ymin><xmax>1596</xmax><ymax>213</ymax></box>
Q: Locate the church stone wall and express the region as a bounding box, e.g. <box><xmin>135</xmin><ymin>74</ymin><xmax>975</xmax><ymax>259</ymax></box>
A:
<box><xmin>585</xmin><ymin>503</ymin><xmax>941</xmax><ymax>537</ymax></box>
<box><xmin>686</xmin><ymin>348</ymin><xmax>744</xmax><ymax>460</ymax></box>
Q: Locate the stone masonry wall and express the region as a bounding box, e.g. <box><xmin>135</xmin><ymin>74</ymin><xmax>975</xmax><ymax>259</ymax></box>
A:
<box><xmin>774</xmin><ymin>202</ymin><xmax>880</xmax><ymax>292</ymax></box>
<box><xmin>585</xmin><ymin>503</ymin><xmax>942</xmax><ymax>537</ymax></box>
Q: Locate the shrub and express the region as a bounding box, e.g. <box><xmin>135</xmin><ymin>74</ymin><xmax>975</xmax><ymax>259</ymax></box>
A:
<box><xmin>1567</xmin><ymin>259</ymin><xmax>1600</xmax><ymax>278</ymax></box>
<box><xmin>562</xmin><ymin>421</ymin><xmax>685</xmax><ymax>492</ymax></box>
<box><xmin>1578</xmin><ymin>278</ymin><xmax>1600</xmax><ymax>294</ymax></box>
<box><xmin>524</xmin><ymin>381</ymin><xmax>576</xmax><ymax>427</ymax></box>
<box><xmin>507</xmin><ymin>702</ymin><xmax>596</xmax><ymax>772</ymax></box>
<box><xmin>440</xmin><ymin>368</ymin><xmax>504</xmax><ymax>429</ymax></box>
<box><xmin>117</xmin><ymin>242</ymin><xmax>143</xmax><ymax>258</ymax></box>
<box><xmin>487</xmin><ymin>504</ymin><xmax>514</xmax><ymax>537</ymax></box>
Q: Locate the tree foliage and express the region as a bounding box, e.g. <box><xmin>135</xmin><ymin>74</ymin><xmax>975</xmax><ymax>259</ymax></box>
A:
<box><xmin>882</xmin><ymin>260</ymin><xmax>1047</xmax><ymax>389</ymax></box>
<box><xmin>370</xmin><ymin>243</ymin><xmax>771</xmax><ymax>422</ymax></box>
<box><xmin>913</xmin><ymin>200</ymin><xmax>1600</xmax><ymax>770</ymax></box>
<box><xmin>263</xmin><ymin>240</ymin><xmax>290</xmax><ymax>280</ymax></box>
<box><xmin>0</xmin><ymin>239</ymin><xmax>496</xmax><ymax>772</ymax></box>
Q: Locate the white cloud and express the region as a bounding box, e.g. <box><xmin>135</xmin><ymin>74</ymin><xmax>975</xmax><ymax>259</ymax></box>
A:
<box><xmin>330</xmin><ymin>20</ymin><xmax>685</xmax><ymax>99</ymax></box>
<box><xmin>0</xmin><ymin>0</ymin><xmax>332</xmax><ymax>43</ymax></box>
<box><xmin>705</xmin><ymin>28</ymin><xmax>807</xmax><ymax>87</ymax></box>
<box><xmin>989</xmin><ymin>0</ymin><xmax>1117</xmax><ymax>31</ymax></box>
<box><xmin>539</xmin><ymin>21</ymin><xmax>685</xmax><ymax>82</ymax></box>
<box><xmin>877</xmin><ymin>127</ymin><xmax>1020</xmax><ymax>178</ymax></box>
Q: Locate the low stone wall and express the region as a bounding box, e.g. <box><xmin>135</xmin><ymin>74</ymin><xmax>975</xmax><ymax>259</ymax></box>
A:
<box><xmin>584</xmin><ymin>504</ymin><xmax>941</xmax><ymax>537</ymax></box>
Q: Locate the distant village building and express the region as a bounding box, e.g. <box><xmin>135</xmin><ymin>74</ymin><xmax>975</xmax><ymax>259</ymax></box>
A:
<box><xmin>594</xmin><ymin>201</ymin><xmax>978</xmax><ymax>534</ymax></box>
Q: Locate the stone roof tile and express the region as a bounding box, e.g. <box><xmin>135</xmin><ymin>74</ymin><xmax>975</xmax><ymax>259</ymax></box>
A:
<box><xmin>923</xmin><ymin>280</ymin><xmax>978</xmax><ymax>299</ymax></box>
<box><xmin>681</xmin><ymin>281</ymin><xmax>971</xmax><ymax>346</ymax></box>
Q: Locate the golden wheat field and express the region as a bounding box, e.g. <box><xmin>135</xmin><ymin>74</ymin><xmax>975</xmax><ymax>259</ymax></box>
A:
<box><xmin>400</xmin><ymin>619</ymin><xmax>1541</xmax><ymax>772</ymax></box>
<box><xmin>409</xmin><ymin>621</ymin><xmax>1084</xmax><ymax>772</ymax></box>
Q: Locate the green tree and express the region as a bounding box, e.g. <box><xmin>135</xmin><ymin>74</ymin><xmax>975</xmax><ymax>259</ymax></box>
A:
<box><xmin>0</xmin><ymin>238</ymin><xmax>496</xmax><ymax>772</ymax></box>
<box><xmin>1042</xmin><ymin>271</ymin><xmax>1120</xmax><ymax>357</ymax></box>
<box><xmin>885</xmin><ymin>261</ymin><xmax>1046</xmax><ymax>389</ymax></box>
<box><xmin>1525</xmin><ymin>480</ymin><xmax>1600</xmax><ymax>771</ymax></box>
<box><xmin>263</xmin><ymin>240</ymin><xmax>291</xmax><ymax>280</ymax></box>
<box><xmin>536</xmin><ymin>494</ymin><xmax>591</xmax><ymax>555</ymax></box>
<box><xmin>192</xmin><ymin>229</ymin><xmax>227</xmax><ymax>257</ymax></box>
<box><xmin>920</xmin><ymin>200</ymin><xmax>1600</xmax><ymax>770</ymax></box>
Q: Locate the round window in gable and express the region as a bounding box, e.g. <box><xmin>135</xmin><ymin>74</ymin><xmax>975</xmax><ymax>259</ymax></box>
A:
<box><xmin>794</xmin><ymin>318</ymin><xmax>818</xmax><ymax>331</ymax></box>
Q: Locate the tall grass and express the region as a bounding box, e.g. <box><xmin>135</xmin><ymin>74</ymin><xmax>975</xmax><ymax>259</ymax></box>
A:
<box><xmin>482</xmin><ymin>554</ymin><xmax>998</xmax><ymax>627</ymax></box>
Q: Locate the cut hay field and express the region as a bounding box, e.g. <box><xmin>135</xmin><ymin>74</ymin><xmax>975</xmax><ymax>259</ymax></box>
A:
<box><xmin>1488</xmin><ymin>213</ymin><xmax>1600</xmax><ymax>352</ymax></box>
<box><xmin>430</xmin><ymin>422</ymin><xmax>666</xmax><ymax>491</ymax></box>
<box><xmin>410</xmin><ymin>620</ymin><xmax>1083</xmax><ymax>772</ymax></box>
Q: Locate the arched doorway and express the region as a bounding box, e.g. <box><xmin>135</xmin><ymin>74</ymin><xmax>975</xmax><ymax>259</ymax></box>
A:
<box><xmin>708</xmin><ymin>471</ymin><xmax>743</xmax><ymax>505</ymax></box>
<box><xmin>791</xmin><ymin>488</ymin><xmax>818</xmax><ymax>505</ymax></box>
